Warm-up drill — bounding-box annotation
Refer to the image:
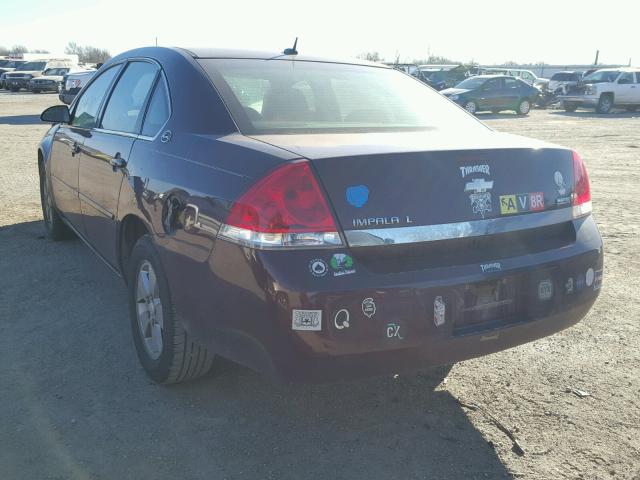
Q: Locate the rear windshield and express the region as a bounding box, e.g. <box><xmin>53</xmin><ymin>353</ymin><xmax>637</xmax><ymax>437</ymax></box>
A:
<box><xmin>16</xmin><ymin>61</ymin><xmax>46</xmax><ymax>71</ymax></box>
<box><xmin>199</xmin><ymin>59</ymin><xmax>483</xmax><ymax>134</ymax></box>
<box><xmin>551</xmin><ymin>72</ymin><xmax>578</xmax><ymax>81</ymax></box>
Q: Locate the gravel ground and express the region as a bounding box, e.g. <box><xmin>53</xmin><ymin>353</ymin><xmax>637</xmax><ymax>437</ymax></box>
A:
<box><xmin>0</xmin><ymin>91</ymin><xmax>638</xmax><ymax>480</ymax></box>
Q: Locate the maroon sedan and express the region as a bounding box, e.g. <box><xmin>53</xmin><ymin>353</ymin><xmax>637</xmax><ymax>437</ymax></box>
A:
<box><xmin>38</xmin><ymin>47</ymin><xmax>603</xmax><ymax>383</ymax></box>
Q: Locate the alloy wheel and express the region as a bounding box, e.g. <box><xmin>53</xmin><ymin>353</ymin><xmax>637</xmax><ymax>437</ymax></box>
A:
<box><xmin>42</xmin><ymin>175</ymin><xmax>53</xmax><ymax>229</ymax></box>
<box><xmin>464</xmin><ymin>101</ymin><xmax>477</xmax><ymax>114</ymax></box>
<box><xmin>135</xmin><ymin>260</ymin><xmax>164</xmax><ymax>360</ymax></box>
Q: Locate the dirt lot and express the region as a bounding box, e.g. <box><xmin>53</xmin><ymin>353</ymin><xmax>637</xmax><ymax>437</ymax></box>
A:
<box><xmin>0</xmin><ymin>91</ymin><xmax>638</xmax><ymax>480</ymax></box>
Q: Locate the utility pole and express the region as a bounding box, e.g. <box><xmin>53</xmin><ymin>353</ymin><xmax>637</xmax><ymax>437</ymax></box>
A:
<box><xmin>155</xmin><ymin>37</ymin><xmax>158</xmax><ymax>46</ymax></box>
<box><xmin>594</xmin><ymin>50</ymin><xmax>599</xmax><ymax>66</ymax></box>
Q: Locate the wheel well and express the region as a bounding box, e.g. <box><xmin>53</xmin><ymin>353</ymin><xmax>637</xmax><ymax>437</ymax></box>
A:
<box><xmin>601</xmin><ymin>92</ymin><xmax>614</xmax><ymax>100</ymax></box>
<box><xmin>37</xmin><ymin>149</ymin><xmax>43</xmax><ymax>170</ymax></box>
<box><xmin>119</xmin><ymin>215</ymin><xmax>150</xmax><ymax>280</ymax></box>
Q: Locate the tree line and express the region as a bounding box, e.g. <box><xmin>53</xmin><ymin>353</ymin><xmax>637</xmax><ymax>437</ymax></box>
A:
<box><xmin>0</xmin><ymin>42</ymin><xmax>111</xmax><ymax>63</ymax></box>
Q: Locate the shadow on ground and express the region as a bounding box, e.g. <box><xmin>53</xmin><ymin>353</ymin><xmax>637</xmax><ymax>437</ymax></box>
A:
<box><xmin>0</xmin><ymin>221</ymin><xmax>512</xmax><ymax>480</ymax></box>
<box><xmin>0</xmin><ymin>114</ymin><xmax>44</xmax><ymax>125</ymax></box>
<box><xmin>475</xmin><ymin>112</ymin><xmax>528</xmax><ymax>120</ymax></box>
<box><xmin>549</xmin><ymin>110</ymin><xmax>640</xmax><ymax>119</ymax></box>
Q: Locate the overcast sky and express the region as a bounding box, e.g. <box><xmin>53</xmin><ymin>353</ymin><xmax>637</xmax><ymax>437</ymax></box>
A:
<box><xmin>1</xmin><ymin>0</ymin><xmax>638</xmax><ymax>65</ymax></box>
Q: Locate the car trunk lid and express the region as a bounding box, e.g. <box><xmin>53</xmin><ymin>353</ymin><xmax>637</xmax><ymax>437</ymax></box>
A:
<box><xmin>249</xmin><ymin>131</ymin><xmax>574</xmax><ymax>237</ymax></box>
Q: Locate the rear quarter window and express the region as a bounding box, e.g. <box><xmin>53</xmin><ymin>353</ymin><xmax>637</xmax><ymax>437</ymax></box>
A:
<box><xmin>141</xmin><ymin>76</ymin><xmax>170</xmax><ymax>137</ymax></box>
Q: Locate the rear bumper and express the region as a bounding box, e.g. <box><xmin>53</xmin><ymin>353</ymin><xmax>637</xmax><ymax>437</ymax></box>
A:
<box><xmin>58</xmin><ymin>92</ymin><xmax>75</xmax><ymax>104</ymax></box>
<box><xmin>560</xmin><ymin>95</ymin><xmax>599</xmax><ymax>107</ymax></box>
<box><xmin>59</xmin><ymin>87</ymin><xmax>80</xmax><ymax>104</ymax></box>
<box><xmin>29</xmin><ymin>82</ymin><xmax>58</xmax><ymax>92</ymax></box>
<box><xmin>6</xmin><ymin>78</ymin><xmax>29</xmax><ymax>89</ymax></box>
<box><xmin>166</xmin><ymin>214</ymin><xmax>603</xmax><ymax>383</ymax></box>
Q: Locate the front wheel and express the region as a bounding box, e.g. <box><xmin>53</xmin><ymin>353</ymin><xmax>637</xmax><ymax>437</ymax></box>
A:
<box><xmin>563</xmin><ymin>101</ymin><xmax>578</xmax><ymax>112</ymax></box>
<box><xmin>516</xmin><ymin>99</ymin><xmax>531</xmax><ymax>115</ymax></box>
<box><xmin>463</xmin><ymin>100</ymin><xmax>477</xmax><ymax>114</ymax></box>
<box><xmin>128</xmin><ymin>235</ymin><xmax>215</xmax><ymax>384</ymax></box>
<box><xmin>10</xmin><ymin>87</ymin><xmax>19</xmax><ymax>92</ymax></box>
<box><xmin>596</xmin><ymin>94</ymin><xmax>613</xmax><ymax>114</ymax></box>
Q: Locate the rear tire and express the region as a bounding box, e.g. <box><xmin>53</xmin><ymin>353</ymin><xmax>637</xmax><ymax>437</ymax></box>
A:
<box><xmin>596</xmin><ymin>94</ymin><xmax>613</xmax><ymax>114</ymax></box>
<box><xmin>563</xmin><ymin>101</ymin><xmax>578</xmax><ymax>112</ymax></box>
<box><xmin>516</xmin><ymin>99</ymin><xmax>531</xmax><ymax>115</ymax></box>
<box><xmin>39</xmin><ymin>163</ymin><xmax>73</xmax><ymax>240</ymax></box>
<box><xmin>32</xmin><ymin>89</ymin><xmax>41</xmax><ymax>94</ymax></box>
<box><xmin>128</xmin><ymin>235</ymin><xmax>215</xmax><ymax>384</ymax></box>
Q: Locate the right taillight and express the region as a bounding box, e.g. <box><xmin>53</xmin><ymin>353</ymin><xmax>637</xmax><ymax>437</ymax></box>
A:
<box><xmin>572</xmin><ymin>150</ymin><xmax>592</xmax><ymax>218</ymax></box>
<box><xmin>219</xmin><ymin>160</ymin><xmax>343</xmax><ymax>249</ymax></box>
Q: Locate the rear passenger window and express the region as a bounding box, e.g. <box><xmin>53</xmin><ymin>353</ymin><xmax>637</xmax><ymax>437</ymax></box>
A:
<box><xmin>71</xmin><ymin>65</ymin><xmax>121</xmax><ymax>129</ymax></box>
<box><xmin>505</xmin><ymin>78</ymin><xmax>520</xmax><ymax>89</ymax></box>
<box><xmin>101</xmin><ymin>61</ymin><xmax>157</xmax><ymax>134</ymax></box>
<box><xmin>635</xmin><ymin>73</ymin><xmax>640</xmax><ymax>84</ymax></box>
<box><xmin>484</xmin><ymin>79</ymin><xmax>501</xmax><ymax>90</ymax></box>
<box><xmin>141</xmin><ymin>77</ymin><xmax>170</xmax><ymax>137</ymax></box>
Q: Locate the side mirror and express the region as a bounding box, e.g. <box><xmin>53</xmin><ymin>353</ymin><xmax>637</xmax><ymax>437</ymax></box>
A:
<box><xmin>41</xmin><ymin>105</ymin><xmax>70</xmax><ymax>124</ymax></box>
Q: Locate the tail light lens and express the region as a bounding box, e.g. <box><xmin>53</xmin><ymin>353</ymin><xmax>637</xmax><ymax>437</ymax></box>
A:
<box><xmin>220</xmin><ymin>160</ymin><xmax>343</xmax><ymax>249</ymax></box>
<box><xmin>572</xmin><ymin>150</ymin><xmax>592</xmax><ymax>218</ymax></box>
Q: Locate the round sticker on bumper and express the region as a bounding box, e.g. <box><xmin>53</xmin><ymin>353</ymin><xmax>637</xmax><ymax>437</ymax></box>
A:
<box><xmin>362</xmin><ymin>298</ymin><xmax>376</xmax><ymax>318</ymax></box>
<box><xmin>309</xmin><ymin>259</ymin><xmax>328</xmax><ymax>277</ymax></box>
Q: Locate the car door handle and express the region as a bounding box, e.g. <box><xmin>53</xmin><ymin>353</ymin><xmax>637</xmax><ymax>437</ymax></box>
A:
<box><xmin>110</xmin><ymin>152</ymin><xmax>127</xmax><ymax>171</ymax></box>
<box><xmin>71</xmin><ymin>142</ymin><xmax>81</xmax><ymax>156</ymax></box>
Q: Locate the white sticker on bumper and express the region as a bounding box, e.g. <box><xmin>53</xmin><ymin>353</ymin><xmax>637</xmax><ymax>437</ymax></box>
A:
<box><xmin>292</xmin><ymin>309</ymin><xmax>322</xmax><ymax>331</ymax></box>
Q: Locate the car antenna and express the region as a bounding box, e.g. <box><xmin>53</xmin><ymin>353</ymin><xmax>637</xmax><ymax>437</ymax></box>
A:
<box><xmin>283</xmin><ymin>37</ymin><xmax>298</xmax><ymax>56</ymax></box>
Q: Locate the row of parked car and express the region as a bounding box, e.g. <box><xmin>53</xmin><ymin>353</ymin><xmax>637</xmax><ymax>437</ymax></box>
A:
<box><xmin>399</xmin><ymin>63</ymin><xmax>640</xmax><ymax>115</ymax></box>
<box><xmin>0</xmin><ymin>55</ymin><xmax>97</xmax><ymax>103</ymax></box>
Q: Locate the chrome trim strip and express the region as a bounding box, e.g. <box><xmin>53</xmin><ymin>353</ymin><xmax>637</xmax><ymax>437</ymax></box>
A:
<box><xmin>345</xmin><ymin>208</ymin><xmax>575</xmax><ymax>247</ymax></box>
<box><xmin>93</xmin><ymin>128</ymin><xmax>140</xmax><ymax>139</ymax></box>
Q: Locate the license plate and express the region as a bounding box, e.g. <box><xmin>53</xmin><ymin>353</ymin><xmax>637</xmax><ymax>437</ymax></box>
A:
<box><xmin>454</xmin><ymin>277</ymin><xmax>519</xmax><ymax>334</ymax></box>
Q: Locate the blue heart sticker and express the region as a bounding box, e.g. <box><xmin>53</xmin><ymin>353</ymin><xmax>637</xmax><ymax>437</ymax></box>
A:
<box><xmin>346</xmin><ymin>185</ymin><xmax>369</xmax><ymax>208</ymax></box>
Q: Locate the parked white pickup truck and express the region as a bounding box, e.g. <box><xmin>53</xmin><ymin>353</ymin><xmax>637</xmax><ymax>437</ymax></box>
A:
<box><xmin>560</xmin><ymin>68</ymin><xmax>640</xmax><ymax>114</ymax></box>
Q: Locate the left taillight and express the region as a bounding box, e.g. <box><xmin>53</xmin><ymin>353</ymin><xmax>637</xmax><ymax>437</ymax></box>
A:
<box><xmin>219</xmin><ymin>160</ymin><xmax>343</xmax><ymax>249</ymax></box>
<box><xmin>572</xmin><ymin>150</ymin><xmax>592</xmax><ymax>218</ymax></box>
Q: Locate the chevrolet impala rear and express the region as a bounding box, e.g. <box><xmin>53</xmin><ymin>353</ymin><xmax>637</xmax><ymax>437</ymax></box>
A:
<box><xmin>39</xmin><ymin>48</ymin><xmax>603</xmax><ymax>384</ymax></box>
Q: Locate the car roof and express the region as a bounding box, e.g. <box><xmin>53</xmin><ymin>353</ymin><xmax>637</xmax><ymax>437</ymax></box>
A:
<box><xmin>176</xmin><ymin>47</ymin><xmax>387</xmax><ymax>68</ymax></box>
<box><xmin>592</xmin><ymin>67</ymin><xmax>639</xmax><ymax>72</ymax></box>
<box><xmin>474</xmin><ymin>74</ymin><xmax>514</xmax><ymax>79</ymax></box>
